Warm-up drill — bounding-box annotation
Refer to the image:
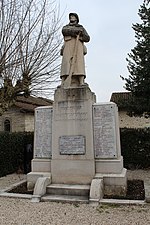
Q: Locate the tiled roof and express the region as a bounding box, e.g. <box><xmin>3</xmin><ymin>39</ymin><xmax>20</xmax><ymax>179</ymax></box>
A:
<box><xmin>110</xmin><ymin>92</ymin><xmax>132</xmax><ymax>108</ymax></box>
<box><xmin>14</xmin><ymin>95</ymin><xmax>53</xmax><ymax>112</ymax></box>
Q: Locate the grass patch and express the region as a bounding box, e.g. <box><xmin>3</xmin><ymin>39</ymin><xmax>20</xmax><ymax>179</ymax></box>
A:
<box><xmin>97</xmin><ymin>203</ymin><xmax>121</xmax><ymax>213</ymax></box>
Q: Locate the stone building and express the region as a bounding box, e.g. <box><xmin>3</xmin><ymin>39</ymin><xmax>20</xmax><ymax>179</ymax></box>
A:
<box><xmin>0</xmin><ymin>96</ymin><xmax>53</xmax><ymax>132</ymax></box>
<box><xmin>110</xmin><ymin>92</ymin><xmax>150</xmax><ymax>128</ymax></box>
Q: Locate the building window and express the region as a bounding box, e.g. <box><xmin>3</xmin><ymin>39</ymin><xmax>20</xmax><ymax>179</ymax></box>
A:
<box><xmin>4</xmin><ymin>119</ymin><xmax>11</xmax><ymax>132</ymax></box>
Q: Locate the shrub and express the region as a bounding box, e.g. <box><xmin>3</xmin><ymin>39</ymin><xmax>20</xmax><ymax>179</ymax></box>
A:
<box><xmin>0</xmin><ymin>132</ymin><xmax>34</xmax><ymax>177</ymax></box>
<box><xmin>120</xmin><ymin>128</ymin><xmax>150</xmax><ymax>169</ymax></box>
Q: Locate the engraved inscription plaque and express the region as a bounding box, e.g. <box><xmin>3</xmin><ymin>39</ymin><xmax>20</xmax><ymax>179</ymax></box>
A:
<box><xmin>59</xmin><ymin>135</ymin><xmax>85</xmax><ymax>155</ymax></box>
<box><xmin>54</xmin><ymin>100</ymin><xmax>88</xmax><ymax>121</ymax></box>
<box><xmin>34</xmin><ymin>107</ymin><xmax>53</xmax><ymax>158</ymax></box>
<box><xmin>93</xmin><ymin>104</ymin><xmax>118</xmax><ymax>158</ymax></box>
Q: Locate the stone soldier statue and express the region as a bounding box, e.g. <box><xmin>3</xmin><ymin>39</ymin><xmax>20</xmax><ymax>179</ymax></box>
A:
<box><xmin>60</xmin><ymin>13</ymin><xmax>90</xmax><ymax>87</ymax></box>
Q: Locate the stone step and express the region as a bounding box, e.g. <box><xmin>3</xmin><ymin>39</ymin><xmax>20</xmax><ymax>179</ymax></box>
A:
<box><xmin>41</xmin><ymin>194</ymin><xmax>89</xmax><ymax>203</ymax></box>
<box><xmin>46</xmin><ymin>184</ymin><xmax>90</xmax><ymax>196</ymax></box>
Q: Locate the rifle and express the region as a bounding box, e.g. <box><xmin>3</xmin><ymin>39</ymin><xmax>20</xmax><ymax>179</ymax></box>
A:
<box><xmin>63</xmin><ymin>33</ymin><xmax>80</xmax><ymax>88</ymax></box>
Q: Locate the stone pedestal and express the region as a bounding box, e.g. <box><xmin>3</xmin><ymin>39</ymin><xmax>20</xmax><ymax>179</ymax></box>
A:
<box><xmin>27</xmin><ymin>87</ymin><xmax>127</xmax><ymax>198</ymax></box>
<box><xmin>51</xmin><ymin>86</ymin><xmax>96</xmax><ymax>184</ymax></box>
<box><xmin>31</xmin><ymin>106</ymin><xmax>53</xmax><ymax>175</ymax></box>
<box><xmin>27</xmin><ymin>106</ymin><xmax>53</xmax><ymax>190</ymax></box>
<box><xmin>92</xmin><ymin>102</ymin><xmax>127</xmax><ymax>196</ymax></box>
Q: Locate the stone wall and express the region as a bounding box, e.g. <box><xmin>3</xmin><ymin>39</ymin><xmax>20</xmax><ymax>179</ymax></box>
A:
<box><xmin>25</xmin><ymin>114</ymin><xmax>34</xmax><ymax>132</ymax></box>
<box><xmin>119</xmin><ymin>110</ymin><xmax>150</xmax><ymax>128</ymax></box>
<box><xmin>0</xmin><ymin>107</ymin><xmax>32</xmax><ymax>132</ymax></box>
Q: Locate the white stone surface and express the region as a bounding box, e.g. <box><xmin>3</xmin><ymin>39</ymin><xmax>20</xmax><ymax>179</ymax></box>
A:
<box><xmin>46</xmin><ymin>184</ymin><xmax>90</xmax><ymax>196</ymax></box>
<box><xmin>51</xmin><ymin>159</ymin><xmax>95</xmax><ymax>184</ymax></box>
<box><xmin>31</xmin><ymin>159</ymin><xmax>51</xmax><ymax>172</ymax></box>
<box><xmin>28</xmin><ymin>88</ymin><xmax>127</xmax><ymax>197</ymax></box>
<box><xmin>93</xmin><ymin>102</ymin><xmax>121</xmax><ymax>159</ymax></box>
<box><xmin>33</xmin><ymin>177</ymin><xmax>51</xmax><ymax>196</ymax></box>
<box><xmin>95</xmin><ymin>168</ymin><xmax>127</xmax><ymax>196</ymax></box>
<box><xmin>27</xmin><ymin>172</ymin><xmax>51</xmax><ymax>191</ymax></box>
<box><xmin>51</xmin><ymin>86</ymin><xmax>96</xmax><ymax>184</ymax></box>
<box><xmin>34</xmin><ymin>106</ymin><xmax>53</xmax><ymax>158</ymax></box>
<box><xmin>31</xmin><ymin>195</ymin><xmax>41</xmax><ymax>203</ymax></box>
<box><xmin>90</xmin><ymin>179</ymin><xmax>103</xmax><ymax>201</ymax></box>
<box><xmin>59</xmin><ymin>135</ymin><xmax>85</xmax><ymax>155</ymax></box>
<box><xmin>95</xmin><ymin>156</ymin><xmax>124</xmax><ymax>174</ymax></box>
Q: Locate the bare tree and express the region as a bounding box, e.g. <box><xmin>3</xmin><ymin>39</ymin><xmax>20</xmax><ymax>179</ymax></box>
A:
<box><xmin>0</xmin><ymin>0</ymin><xmax>62</xmax><ymax>114</ymax></box>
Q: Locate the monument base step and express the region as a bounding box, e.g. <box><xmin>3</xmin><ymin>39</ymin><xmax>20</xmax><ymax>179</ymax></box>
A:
<box><xmin>46</xmin><ymin>184</ymin><xmax>90</xmax><ymax>196</ymax></box>
<box><xmin>41</xmin><ymin>194</ymin><xmax>89</xmax><ymax>203</ymax></box>
<box><xmin>41</xmin><ymin>183</ymin><xmax>90</xmax><ymax>203</ymax></box>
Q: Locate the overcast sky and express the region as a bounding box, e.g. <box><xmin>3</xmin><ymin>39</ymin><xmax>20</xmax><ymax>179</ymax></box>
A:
<box><xmin>57</xmin><ymin>0</ymin><xmax>143</xmax><ymax>102</ymax></box>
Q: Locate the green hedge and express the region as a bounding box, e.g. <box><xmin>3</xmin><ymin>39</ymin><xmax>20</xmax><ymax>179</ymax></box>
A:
<box><xmin>120</xmin><ymin>128</ymin><xmax>150</xmax><ymax>169</ymax></box>
<box><xmin>0</xmin><ymin>132</ymin><xmax>34</xmax><ymax>177</ymax></box>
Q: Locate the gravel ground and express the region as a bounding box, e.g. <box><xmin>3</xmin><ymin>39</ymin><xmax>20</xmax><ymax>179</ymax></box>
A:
<box><xmin>0</xmin><ymin>170</ymin><xmax>150</xmax><ymax>225</ymax></box>
<box><xmin>127</xmin><ymin>169</ymin><xmax>150</xmax><ymax>181</ymax></box>
<box><xmin>0</xmin><ymin>174</ymin><xmax>26</xmax><ymax>190</ymax></box>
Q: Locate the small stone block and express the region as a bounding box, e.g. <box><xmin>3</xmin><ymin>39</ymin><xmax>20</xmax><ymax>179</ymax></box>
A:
<box><xmin>90</xmin><ymin>178</ymin><xmax>103</xmax><ymax>201</ymax></box>
<box><xmin>31</xmin><ymin>195</ymin><xmax>41</xmax><ymax>203</ymax></box>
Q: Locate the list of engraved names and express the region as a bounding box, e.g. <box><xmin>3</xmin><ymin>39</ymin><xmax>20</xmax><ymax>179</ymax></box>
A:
<box><xmin>34</xmin><ymin>107</ymin><xmax>53</xmax><ymax>158</ymax></box>
<box><xmin>93</xmin><ymin>104</ymin><xmax>117</xmax><ymax>158</ymax></box>
<box><xmin>59</xmin><ymin>135</ymin><xmax>85</xmax><ymax>155</ymax></box>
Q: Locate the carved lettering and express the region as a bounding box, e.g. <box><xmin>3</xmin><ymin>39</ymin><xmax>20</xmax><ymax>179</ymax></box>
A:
<box><xmin>93</xmin><ymin>104</ymin><xmax>117</xmax><ymax>159</ymax></box>
<box><xmin>34</xmin><ymin>107</ymin><xmax>53</xmax><ymax>158</ymax></box>
<box><xmin>55</xmin><ymin>100</ymin><xmax>88</xmax><ymax>121</ymax></box>
<box><xmin>59</xmin><ymin>135</ymin><xmax>86</xmax><ymax>155</ymax></box>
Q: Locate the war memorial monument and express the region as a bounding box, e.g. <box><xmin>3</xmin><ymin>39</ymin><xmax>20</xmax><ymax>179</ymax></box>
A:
<box><xmin>27</xmin><ymin>13</ymin><xmax>127</xmax><ymax>203</ymax></box>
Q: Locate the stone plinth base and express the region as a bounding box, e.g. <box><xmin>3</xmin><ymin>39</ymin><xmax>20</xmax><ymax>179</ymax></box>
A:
<box><xmin>95</xmin><ymin>156</ymin><xmax>124</xmax><ymax>174</ymax></box>
<box><xmin>27</xmin><ymin>172</ymin><xmax>51</xmax><ymax>191</ymax></box>
<box><xmin>27</xmin><ymin>159</ymin><xmax>51</xmax><ymax>191</ymax></box>
<box><xmin>27</xmin><ymin>87</ymin><xmax>127</xmax><ymax>198</ymax></box>
<box><xmin>31</xmin><ymin>159</ymin><xmax>51</xmax><ymax>172</ymax></box>
<box><xmin>95</xmin><ymin>168</ymin><xmax>127</xmax><ymax>197</ymax></box>
<box><xmin>89</xmin><ymin>178</ymin><xmax>103</xmax><ymax>203</ymax></box>
<box><xmin>51</xmin><ymin>86</ymin><xmax>96</xmax><ymax>184</ymax></box>
<box><xmin>51</xmin><ymin>159</ymin><xmax>95</xmax><ymax>184</ymax></box>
